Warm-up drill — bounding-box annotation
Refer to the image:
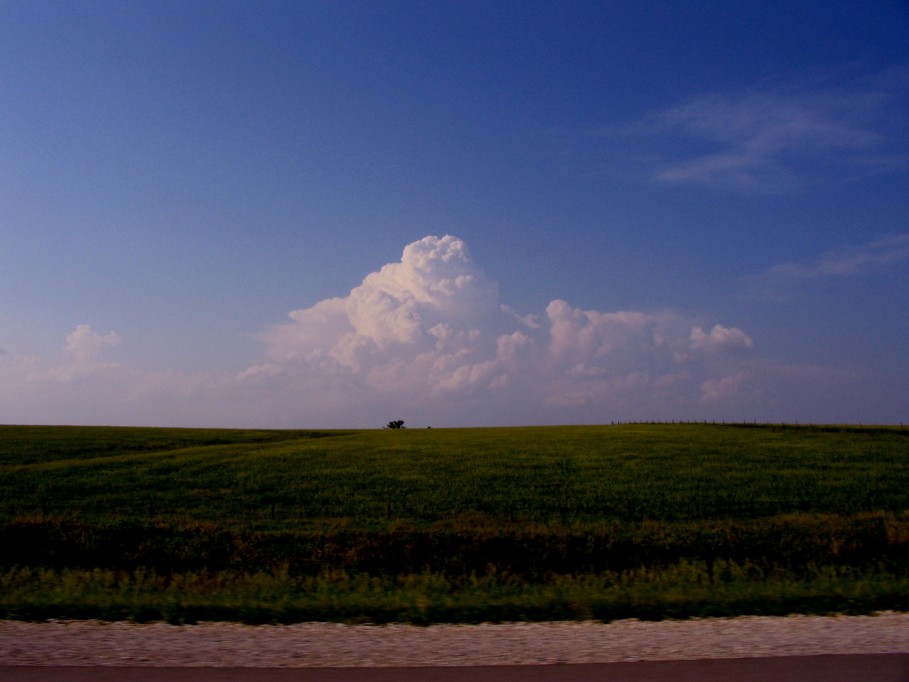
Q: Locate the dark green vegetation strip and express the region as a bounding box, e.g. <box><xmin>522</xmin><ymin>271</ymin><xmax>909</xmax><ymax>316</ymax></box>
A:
<box><xmin>1</xmin><ymin>424</ymin><xmax>907</xmax><ymax>623</ymax></box>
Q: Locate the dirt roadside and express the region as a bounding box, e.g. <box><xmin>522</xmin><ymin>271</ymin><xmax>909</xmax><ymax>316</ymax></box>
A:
<box><xmin>1</xmin><ymin>613</ymin><xmax>908</xmax><ymax>668</ymax></box>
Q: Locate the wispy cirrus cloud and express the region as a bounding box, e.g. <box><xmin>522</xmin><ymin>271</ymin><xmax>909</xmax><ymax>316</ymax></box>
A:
<box><xmin>629</xmin><ymin>69</ymin><xmax>909</xmax><ymax>193</ymax></box>
<box><xmin>767</xmin><ymin>233</ymin><xmax>909</xmax><ymax>279</ymax></box>
<box><xmin>746</xmin><ymin>233</ymin><xmax>909</xmax><ymax>297</ymax></box>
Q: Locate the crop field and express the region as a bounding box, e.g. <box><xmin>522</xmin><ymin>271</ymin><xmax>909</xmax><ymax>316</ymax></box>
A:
<box><xmin>1</xmin><ymin>423</ymin><xmax>907</xmax><ymax>623</ymax></box>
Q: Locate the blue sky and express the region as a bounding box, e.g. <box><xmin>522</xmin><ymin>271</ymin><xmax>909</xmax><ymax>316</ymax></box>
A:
<box><xmin>2</xmin><ymin>1</ymin><xmax>908</xmax><ymax>427</ymax></box>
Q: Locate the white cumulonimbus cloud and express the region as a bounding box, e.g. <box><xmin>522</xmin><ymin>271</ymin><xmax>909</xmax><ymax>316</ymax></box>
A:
<box><xmin>0</xmin><ymin>235</ymin><xmax>766</xmax><ymax>427</ymax></box>
<box><xmin>243</xmin><ymin>235</ymin><xmax>755</xmax><ymax>423</ymax></box>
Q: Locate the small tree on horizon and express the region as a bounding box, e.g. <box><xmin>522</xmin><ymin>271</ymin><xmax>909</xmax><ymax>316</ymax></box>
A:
<box><xmin>385</xmin><ymin>419</ymin><xmax>406</xmax><ymax>429</ymax></box>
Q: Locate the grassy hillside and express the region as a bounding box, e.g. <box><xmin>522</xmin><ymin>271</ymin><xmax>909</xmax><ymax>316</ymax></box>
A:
<box><xmin>1</xmin><ymin>423</ymin><xmax>907</xmax><ymax>623</ymax></box>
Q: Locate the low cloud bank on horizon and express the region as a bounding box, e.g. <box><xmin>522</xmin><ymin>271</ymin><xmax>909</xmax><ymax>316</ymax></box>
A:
<box><xmin>0</xmin><ymin>235</ymin><xmax>893</xmax><ymax>427</ymax></box>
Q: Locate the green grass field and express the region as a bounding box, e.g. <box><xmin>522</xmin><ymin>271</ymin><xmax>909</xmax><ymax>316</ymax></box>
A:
<box><xmin>1</xmin><ymin>423</ymin><xmax>907</xmax><ymax>623</ymax></box>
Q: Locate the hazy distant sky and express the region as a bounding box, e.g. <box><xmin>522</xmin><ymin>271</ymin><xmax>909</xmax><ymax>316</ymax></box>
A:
<box><xmin>2</xmin><ymin>1</ymin><xmax>908</xmax><ymax>427</ymax></box>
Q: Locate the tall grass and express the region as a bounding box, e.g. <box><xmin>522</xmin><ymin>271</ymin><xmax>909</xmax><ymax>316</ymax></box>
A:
<box><xmin>3</xmin><ymin>563</ymin><xmax>907</xmax><ymax>625</ymax></box>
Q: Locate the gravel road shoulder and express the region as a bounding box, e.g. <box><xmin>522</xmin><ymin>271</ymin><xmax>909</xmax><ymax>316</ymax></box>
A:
<box><xmin>2</xmin><ymin>613</ymin><xmax>908</xmax><ymax>668</ymax></box>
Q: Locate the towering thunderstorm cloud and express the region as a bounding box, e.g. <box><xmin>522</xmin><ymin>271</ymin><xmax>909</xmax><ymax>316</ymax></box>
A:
<box><xmin>0</xmin><ymin>235</ymin><xmax>764</xmax><ymax>426</ymax></box>
<box><xmin>239</xmin><ymin>235</ymin><xmax>755</xmax><ymax>423</ymax></box>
